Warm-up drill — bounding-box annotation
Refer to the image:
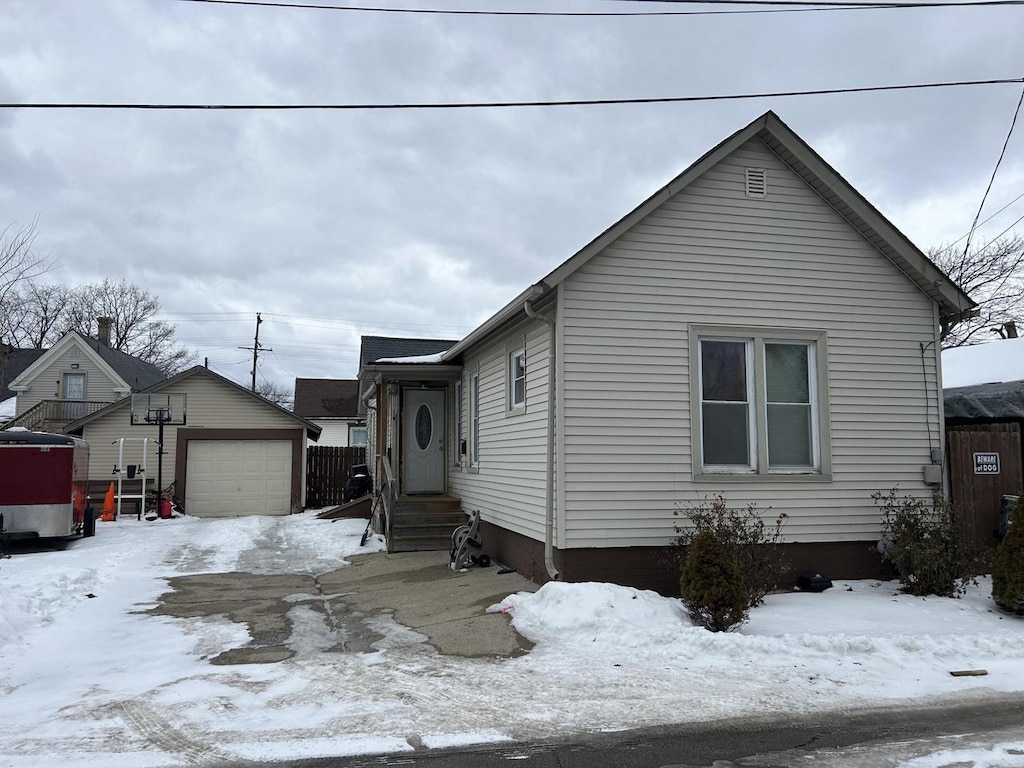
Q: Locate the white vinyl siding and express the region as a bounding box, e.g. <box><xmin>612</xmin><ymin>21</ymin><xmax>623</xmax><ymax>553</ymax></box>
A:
<box><xmin>558</xmin><ymin>136</ymin><xmax>941</xmax><ymax>548</ymax></box>
<box><xmin>448</xmin><ymin>322</ymin><xmax>551</xmax><ymax>541</ymax></box>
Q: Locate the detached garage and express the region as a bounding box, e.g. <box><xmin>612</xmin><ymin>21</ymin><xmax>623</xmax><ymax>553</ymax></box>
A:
<box><xmin>68</xmin><ymin>367</ymin><xmax>321</xmax><ymax>516</ymax></box>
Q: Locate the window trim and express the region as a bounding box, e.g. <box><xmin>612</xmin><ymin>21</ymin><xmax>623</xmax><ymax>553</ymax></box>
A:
<box><xmin>690</xmin><ymin>325</ymin><xmax>831</xmax><ymax>482</ymax></box>
<box><xmin>469</xmin><ymin>371</ymin><xmax>480</xmax><ymax>467</ymax></box>
<box><xmin>508</xmin><ymin>347</ymin><xmax>526</xmax><ymax>412</ymax></box>
<box><xmin>453</xmin><ymin>380</ymin><xmax>464</xmax><ymax>466</ymax></box>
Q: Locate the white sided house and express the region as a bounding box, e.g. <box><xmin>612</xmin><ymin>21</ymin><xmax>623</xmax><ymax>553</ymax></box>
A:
<box><xmin>361</xmin><ymin>111</ymin><xmax>976</xmax><ymax>594</ymax></box>
<box><xmin>66</xmin><ymin>366</ymin><xmax>321</xmax><ymax>518</ymax></box>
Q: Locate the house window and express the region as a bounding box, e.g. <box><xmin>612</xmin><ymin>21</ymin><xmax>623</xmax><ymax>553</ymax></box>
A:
<box><xmin>694</xmin><ymin>327</ymin><xmax>827</xmax><ymax>477</ymax></box>
<box><xmin>453</xmin><ymin>380</ymin><xmax>464</xmax><ymax>463</ymax></box>
<box><xmin>469</xmin><ymin>372</ymin><xmax>480</xmax><ymax>466</ymax></box>
<box><xmin>349</xmin><ymin>426</ymin><xmax>368</xmax><ymax>447</ymax></box>
<box><xmin>509</xmin><ymin>348</ymin><xmax>526</xmax><ymax>410</ymax></box>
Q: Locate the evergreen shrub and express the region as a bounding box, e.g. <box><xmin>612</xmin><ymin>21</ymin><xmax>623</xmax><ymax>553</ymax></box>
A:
<box><xmin>679</xmin><ymin>530</ymin><xmax>749</xmax><ymax>632</ymax></box>
<box><xmin>673</xmin><ymin>495</ymin><xmax>789</xmax><ymax>609</ymax></box>
<box><xmin>993</xmin><ymin>495</ymin><xmax>1024</xmax><ymax>613</ymax></box>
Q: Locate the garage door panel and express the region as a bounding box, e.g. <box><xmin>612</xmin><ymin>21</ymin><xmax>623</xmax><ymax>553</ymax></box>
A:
<box><xmin>186</xmin><ymin>439</ymin><xmax>292</xmax><ymax>517</ymax></box>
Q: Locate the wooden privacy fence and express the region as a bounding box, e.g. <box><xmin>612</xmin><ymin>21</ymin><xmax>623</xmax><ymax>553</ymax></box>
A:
<box><xmin>948</xmin><ymin>422</ymin><xmax>1023</xmax><ymax>550</ymax></box>
<box><xmin>306</xmin><ymin>445</ymin><xmax>367</xmax><ymax>508</ymax></box>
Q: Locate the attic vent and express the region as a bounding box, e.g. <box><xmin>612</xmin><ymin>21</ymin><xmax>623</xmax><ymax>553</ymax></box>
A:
<box><xmin>745</xmin><ymin>167</ymin><xmax>767</xmax><ymax>198</ymax></box>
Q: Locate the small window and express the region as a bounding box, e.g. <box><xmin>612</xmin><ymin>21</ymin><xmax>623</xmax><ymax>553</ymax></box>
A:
<box><xmin>469</xmin><ymin>372</ymin><xmax>480</xmax><ymax>466</ymax></box>
<box><xmin>509</xmin><ymin>348</ymin><xmax>526</xmax><ymax>410</ymax></box>
<box><xmin>349</xmin><ymin>426</ymin><xmax>368</xmax><ymax>447</ymax></box>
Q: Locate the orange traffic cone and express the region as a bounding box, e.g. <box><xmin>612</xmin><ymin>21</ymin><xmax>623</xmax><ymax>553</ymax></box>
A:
<box><xmin>101</xmin><ymin>482</ymin><xmax>116</xmax><ymax>522</ymax></box>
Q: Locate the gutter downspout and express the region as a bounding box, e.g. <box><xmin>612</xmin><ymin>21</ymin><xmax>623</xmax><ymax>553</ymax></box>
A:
<box><xmin>524</xmin><ymin>296</ymin><xmax>559</xmax><ymax>581</ymax></box>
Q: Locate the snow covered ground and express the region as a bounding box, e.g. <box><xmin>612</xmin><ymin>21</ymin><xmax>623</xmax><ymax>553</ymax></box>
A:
<box><xmin>1</xmin><ymin>511</ymin><xmax>1022</xmax><ymax>767</ymax></box>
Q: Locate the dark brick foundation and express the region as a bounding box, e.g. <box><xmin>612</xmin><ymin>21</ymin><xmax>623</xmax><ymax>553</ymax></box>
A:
<box><xmin>478</xmin><ymin>520</ymin><xmax>896</xmax><ymax>597</ymax></box>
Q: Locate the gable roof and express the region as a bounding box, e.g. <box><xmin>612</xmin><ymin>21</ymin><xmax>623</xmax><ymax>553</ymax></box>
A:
<box><xmin>65</xmin><ymin>365</ymin><xmax>322</xmax><ymax>439</ymax></box>
<box><xmin>359</xmin><ymin>336</ymin><xmax>460</xmax><ymax>371</ymax></box>
<box><xmin>293</xmin><ymin>378</ymin><xmax>361</xmax><ymax>419</ymax></box>
<box><xmin>443</xmin><ymin>110</ymin><xmax>977</xmax><ymax>362</ymax></box>
<box><xmin>9</xmin><ymin>330</ymin><xmax>165</xmax><ymax>393</ymax></box>
<box><xmin>2</xmin><ymin>348</ymin><xmax>47</xmax><ymax>400</ymax></box>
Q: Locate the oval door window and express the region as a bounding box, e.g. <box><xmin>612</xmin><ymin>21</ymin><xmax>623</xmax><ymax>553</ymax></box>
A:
<box><xmin>415</xmin><ymin>403</ymin><xmax>432</xmax><ymax>450</ymax></box>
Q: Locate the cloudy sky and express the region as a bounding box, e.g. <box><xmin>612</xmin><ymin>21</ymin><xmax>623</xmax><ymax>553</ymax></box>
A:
<box><xmin>1</xmin><ymin>0</ymin><xmax>1022</xmax><ymax>394</ymax></box>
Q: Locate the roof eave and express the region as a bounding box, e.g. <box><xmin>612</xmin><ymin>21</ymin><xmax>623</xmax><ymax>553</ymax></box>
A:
<box><xmin>361</xmin><ymin>363</ymin><xmax>464</xmax><ymax>380</ymax></box>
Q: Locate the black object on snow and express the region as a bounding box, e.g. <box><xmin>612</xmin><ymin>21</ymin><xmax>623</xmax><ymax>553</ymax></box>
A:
<box><xmin>796</xmin><ymin>573</ymin><xmax>833</xmax><ymax>592</ymax></box>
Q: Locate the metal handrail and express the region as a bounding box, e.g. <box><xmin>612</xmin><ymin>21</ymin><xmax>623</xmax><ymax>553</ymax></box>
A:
<box><xmin>379</xmin><ymin>454</ymin><xmax>396</xmax><ymax>548</ymax></box>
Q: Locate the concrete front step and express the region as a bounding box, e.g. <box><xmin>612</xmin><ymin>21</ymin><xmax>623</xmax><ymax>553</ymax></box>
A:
<box><xmin>388</xmin><ymin>495</ymin><xmax>467</xmax><ymax>553</ymax></box>
<box><xmin>389</xmin><ymin>535</ymin><xmax>454</xmax><ymax>553</ymax></box>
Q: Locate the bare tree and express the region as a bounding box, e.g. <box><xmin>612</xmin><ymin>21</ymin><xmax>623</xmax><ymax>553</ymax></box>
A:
<box><xmin>255</xmin><ymin>379</ymin><xmax>293</xmax><ymax>410</ymax></box>
<box><xmin>4</xmin><ymin>282</ymin><xmax>72</xmax><ymax>348</ymax></box>
<box><xmin>0</xmin><ymin>219</ymin><xmax>56</xmax><ymax>387</ymax></box>
<box><xmin>61</xmin><ymin>279</ymin><xmax>196</xmax><ymax>374</ymax></box>
<box><xmin>932</xmin><ymin>235</ymin><xmax>1024</xmax><ymax>348</ymax></box>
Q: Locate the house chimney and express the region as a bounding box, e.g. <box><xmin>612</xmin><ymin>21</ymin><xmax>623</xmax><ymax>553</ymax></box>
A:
<box><xmin>97</xmin><ymin>317</ymin><xmax>112</xmax><ymax>346</ymax></box>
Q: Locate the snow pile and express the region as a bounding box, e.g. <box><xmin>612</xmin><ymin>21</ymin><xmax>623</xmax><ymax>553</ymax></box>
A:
<box><xmin>0</xmin><ymin>511</ymin><xmax>1022</xmax><ymax>767</ymax></box>
<box><xmin>0</xmin><ymin>396</ymin><xmax>15</xmax><ymax>421</ymax></box>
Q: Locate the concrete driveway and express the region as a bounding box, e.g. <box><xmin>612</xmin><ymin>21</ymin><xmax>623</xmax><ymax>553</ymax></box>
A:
<box><xmin>146</xmin><ymin>550</ymin><xmax>538</xmax><ymax>664</ymax></box>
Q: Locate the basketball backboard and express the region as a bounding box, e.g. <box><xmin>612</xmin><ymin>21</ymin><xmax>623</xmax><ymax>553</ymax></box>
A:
<box><xmin>130</xmin><ymin>393</ymin><xmax>187</xmax><ymax>426</ymax></box>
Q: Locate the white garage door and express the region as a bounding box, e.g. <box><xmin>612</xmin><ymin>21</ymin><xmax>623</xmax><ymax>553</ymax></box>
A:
<box><xmin>186</xmin><ymin>440</ymin><xmax>292</xmax><ymax>517</ymax></box>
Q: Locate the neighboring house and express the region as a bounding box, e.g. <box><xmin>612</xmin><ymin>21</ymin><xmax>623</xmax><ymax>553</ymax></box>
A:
<box><xmin>293</xmin><ymin>378</ymin><xmax>365</xmax><ymax>447</ymax></box>
<box><xmin>65</xmin><ymin>365</ymin><xmax>321</xmax><ymax>517</ymax></box>
<box><xmin>2</xmin><ymin>319</ymin><xmax>165</xmax><ymax>433</ymax></box>
<box><xmin>360</xmin><ymin>110</ymin><xmax>976</xmax><ymax>595</ymax></box>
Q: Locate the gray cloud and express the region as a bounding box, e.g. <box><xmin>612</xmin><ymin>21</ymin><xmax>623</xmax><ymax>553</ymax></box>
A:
<box><xmin>1</xmin><ymin>0</ymin><xmax>1021</xmax><ymax>388</ymax></box>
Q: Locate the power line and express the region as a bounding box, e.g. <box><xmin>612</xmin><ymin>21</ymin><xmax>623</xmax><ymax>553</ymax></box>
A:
<box><xmin>3</xmin><ymin>76</ymin><xmax>1021</xmax><ymax>111</ymax></box>
<box><xmin>959</xmin><ymin>82</ymin><xmax>1024</xmax><ymax>262</ymax></box>
<box><xmin>932</xmin><ymin>189</ymin><xmax>1024</xmax><ymax>256</ymax></box>
<box><xmin>168</xmin><ymin>0</ymin><xmax>1024</xmax><ymax>14</ymax></box>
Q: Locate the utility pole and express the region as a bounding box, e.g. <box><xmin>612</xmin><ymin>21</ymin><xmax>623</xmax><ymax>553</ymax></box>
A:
<box><xmin>239</xmin><ymin>313</ymin><xmax>272</xmax><ymax>392</ymax></box>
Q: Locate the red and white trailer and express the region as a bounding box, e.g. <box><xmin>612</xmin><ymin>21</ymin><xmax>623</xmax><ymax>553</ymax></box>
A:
<box><xmin>0</xmin><ymin>430</ymin><xmax>91</xmax><ymax>539</ymax></box>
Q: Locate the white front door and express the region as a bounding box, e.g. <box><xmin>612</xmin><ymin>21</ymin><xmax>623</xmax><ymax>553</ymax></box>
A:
<box><xmin>403</xmin><ymin>389</ymin><xmax>445</xmax><ymax>494</ymax></box>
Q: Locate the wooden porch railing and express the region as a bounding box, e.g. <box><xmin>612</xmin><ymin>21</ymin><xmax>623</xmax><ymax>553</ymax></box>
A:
<box><xmin>1</xmin><ymin>399</ymin><xmax>114</xmax><ymax>432</ymax></box>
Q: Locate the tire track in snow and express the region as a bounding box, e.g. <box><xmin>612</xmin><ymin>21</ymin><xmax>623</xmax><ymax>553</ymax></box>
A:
<box><xmin>117</xmin><ymin>700</ymin><xmax>256</xmax><ymax>766</ymax></box>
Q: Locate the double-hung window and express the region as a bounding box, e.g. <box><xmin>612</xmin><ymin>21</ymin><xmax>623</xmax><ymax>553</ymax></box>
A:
<box><xmin>469</xmin><ymin>372</ymin><xmax>480</xmax><ymax>466</ymax></box>
<box><xmin>694</xmin><ymin>327</ymin><xmax>829</xmax><ymax>478</ymax></box>
<box><xmin>509</xmin><ymin>348</ymin><xmax>526</xmax><ymax>411</ymax></box>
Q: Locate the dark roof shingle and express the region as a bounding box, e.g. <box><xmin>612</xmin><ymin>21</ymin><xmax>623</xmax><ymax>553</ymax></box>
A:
<box><xmin>359</xmin><ymin>336</ymin><xmax>459</xmax><ymax>370</ymax></box>
<box><xmin>1</xmin><ymin>348</ymin><xmax>47</xmax><ymax>400</ymax></box>
<box><xmin>293</xmin><ymin>378</ymin><xmax>361</xmax><ymax>418</ymax></box>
